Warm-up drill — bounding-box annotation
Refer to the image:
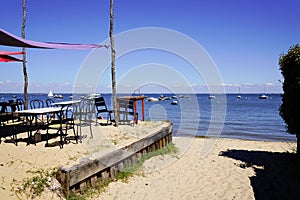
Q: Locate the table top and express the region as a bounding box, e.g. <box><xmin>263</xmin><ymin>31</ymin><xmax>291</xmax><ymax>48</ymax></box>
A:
<box><xmin>15</xmin><ymin>107</ymin><xmax>63</xmax><ymax>115</ymax></box>
<box><xmin>117</xmin><ymin>96</ymin><xmax>147</xmax><ymax>101</ymax></box>
<box><xmin>52</xmin><ymin>100</ymin><xmax>81</xmax><ymax>106</ymax></box>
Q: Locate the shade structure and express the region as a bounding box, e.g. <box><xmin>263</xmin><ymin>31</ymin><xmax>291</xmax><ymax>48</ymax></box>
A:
<box><xmin>0</xmin><ymin>28</ymin><xmax>108</xmax><ymax>50</ymax></box>
<box><xmin>0</xmin><ymin>55</ymin><xmax>23</xmax><ymax>62</ymax></box>
<box><xmin>0</xmin><ymin>50</ymin><xmax>24</xmax><ymax>62</ymax></box>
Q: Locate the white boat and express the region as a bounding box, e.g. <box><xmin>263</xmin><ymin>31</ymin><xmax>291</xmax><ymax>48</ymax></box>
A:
<box><xmin>54</xmin><ymin>94</ymin><xmax>63</xmax><ymax>99</ymax></box>
<box><xmin>147</xmin><ymin>97</ymin><xmax>159</xmax><ymax>102</ymax></box>
<box><xmin>171</xmin><ymin>100</ymin><xmax>178</xmax><ymax>105</ymax></box>
<box><xmin>258</xmin><ymin>94</ymin><xmax>268</xmax><ymax>99</ymax></box>
<box><xmin>237</xmin><ymin>87</ymin><xmax>241</xmax><ymax>99</ymax></box>
<box><xmin>209</xmin><ymin>95</ymin><xmax>216</xmax><ymax>99</ymax></box>
<box><xmin>48</xmin><ymin>90</ymin><xmax>54</xmax><ymax>98</ymax></box>
<box><xmin>259</xmin><ymin>87</ymin><xmax>268</xmax><ymax>99</ymax></box>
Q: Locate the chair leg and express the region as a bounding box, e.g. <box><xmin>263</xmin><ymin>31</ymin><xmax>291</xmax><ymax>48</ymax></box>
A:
<box><xmin>89</xmin><ymin>121</ymin><xmax>93</xmax><ymax>138</ymax></box>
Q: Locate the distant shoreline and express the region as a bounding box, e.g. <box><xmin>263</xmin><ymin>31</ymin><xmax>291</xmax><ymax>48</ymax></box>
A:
<box><xmin>0</xmin><ymin>92</ymin><xmax>283</xmax><ymax>95</ymax></box>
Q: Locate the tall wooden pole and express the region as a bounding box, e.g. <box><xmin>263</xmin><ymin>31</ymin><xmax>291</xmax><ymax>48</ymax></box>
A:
<box><xmin>22</xmin><ymin>0</ymin><xmax>28</xmax><ymax>109</ymax></box>
<box><xmin>110</xmin><ymin>0</ymin><xmax>119</xmax><ymax>125</ymax></box>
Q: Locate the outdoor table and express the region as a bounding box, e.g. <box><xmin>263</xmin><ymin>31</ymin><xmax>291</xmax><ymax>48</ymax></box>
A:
<box><xmin>51</xmin><ymin>100</ymin><xmax>81</xmax><ymax>107</ymax></box>
<box><xmin>117</xmin><ymin>96</ymin><xmax>147</xmax><ymax>121</ymax></box>
<box><xmin>16</xmin><ymin>107</ymin><xmax>65</xmax><ymax>145</ymax></box>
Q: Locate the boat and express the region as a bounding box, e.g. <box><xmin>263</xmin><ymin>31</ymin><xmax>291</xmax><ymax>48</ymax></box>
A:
<box><xmin>258</xmin><ymin>94</ymin><xmax>268</xmax><ymax>99</ymax></box>
<box><xmin>209</xmin><ymin>95</ymin><xmax>216</xmax><ymax>99</ymax></box>
<box><xmin>158</xmin><ymin>95</ymin><xmax>171</xmax><ymax>101</ymax></box>
<box><xmin>258</xmin><ymin>87</ymin><xmax>268</xmax><ymax>99</ymax></box>
<box><xmin>87</xmin><ymin>93</ymin><xmax>101</xmax><ymax>98</ymax></box>
<box><xmin>48</xmin><ymin>90</ymin><xmax>54</xmax><ymax>98</ymax></box>
<box><xmin>237</xmin><ymin>87</ymin><xmax>241</xmax><ymax>99</ymax></box>
<box><xmin>179</xmin><ymin>95</ymin><xmax>190</xmax><ymax>98</ymax></box>
<box><xmin>147</xmin><ymin>97</ymin><xmax>159</xmax><ymax>102</ymax></box>
<box><xmin>54</xmin><ymin>94</ymin><xmax>63</xmax><ymax>99</ymax></box>
<box><xmin>171</xmin><ymin>100</ymin><xmax>178</xmax><ymax>105</ymax></box>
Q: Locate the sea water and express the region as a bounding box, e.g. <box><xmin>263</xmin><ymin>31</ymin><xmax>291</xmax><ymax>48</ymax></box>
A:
<box><xmin>1</xmin><ymin>93</ymin><xmax>296</xmax><ymax>142</ymax></box>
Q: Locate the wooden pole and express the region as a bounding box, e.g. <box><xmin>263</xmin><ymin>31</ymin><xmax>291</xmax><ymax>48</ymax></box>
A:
<box><xmin>110</xmin><ymin>0</ymin><xmax>119</xmax><ymax>125</ymax></box>
<box><xmin>22</xmin><ymin>0</ymin><xmax>28</xmax><ymax>109</ymax></box>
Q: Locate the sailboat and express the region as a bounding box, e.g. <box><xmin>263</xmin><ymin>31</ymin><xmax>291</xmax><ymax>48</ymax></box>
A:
<box><xmin>48</xmin><ymin>90</ymin><xmax>54</xmax><ymax>98</ymax></box>
<box><xmin>258</xmin><ymin>87</ymin><xmax>268</xmax><ymax>99</ymax></box>
<box><xmin>258</xmin><ymin>94</ymin><xmax>268</xmax><ymax>99</ymax></box>
<box><xmin>237</xmin><ymin>87</ymin><xmax>241</xmax><ymax>99</ymax></box>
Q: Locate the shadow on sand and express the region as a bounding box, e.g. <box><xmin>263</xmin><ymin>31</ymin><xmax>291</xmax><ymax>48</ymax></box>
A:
<box><xmin>220</xmin><ymin>149</ymin><xmax>300</xmax><ymax>200</ymax></box>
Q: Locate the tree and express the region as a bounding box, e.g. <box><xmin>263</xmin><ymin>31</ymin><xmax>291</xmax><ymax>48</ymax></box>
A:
<box><xmin>279</xmin><ymin>44</ymin><xmax>300</xmax><ymax>155</ymax></box>
<box><xmin>110</xmin><ymin>0</ymin><xmax>119</xmax><ymax>125</ymax></box>
<box><xmin>22</xmin><ymin>0</ymin><xmax>28</xmax><ymax>109</ymax></box>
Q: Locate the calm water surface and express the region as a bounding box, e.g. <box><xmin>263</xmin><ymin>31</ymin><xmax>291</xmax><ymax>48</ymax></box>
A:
<box><xmin>1</xmin><ymin>93</ymin><xmax>296</xmax><ymax>142</ymax></box>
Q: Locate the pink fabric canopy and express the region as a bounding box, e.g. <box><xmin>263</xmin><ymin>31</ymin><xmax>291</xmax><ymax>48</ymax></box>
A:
<box><xmin>0</xmin><ymin>28</ymin><xmax>108</xmax><ymax>49</ymax></box>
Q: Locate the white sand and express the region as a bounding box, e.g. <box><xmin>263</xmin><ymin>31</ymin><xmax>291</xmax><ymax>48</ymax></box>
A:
<box><xmin>0</xmin><ymin>122</ymin><xmax>297</xmax><ymax>200</ymax></box>
<box><xmin>96</xmin><ymin>137</ymin><xmax>297</xmax><ymax>200</ymax></box>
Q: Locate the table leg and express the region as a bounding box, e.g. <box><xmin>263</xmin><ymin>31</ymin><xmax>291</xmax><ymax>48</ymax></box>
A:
<box><xmin>142</xmin><ymin>99</ymin><xmax>145</xmax><ymax>121</ymax></box>
<box><xmin>133</xmin><ymin>101</ymin><xmax>137</xmax><ymax>124</ymax></box>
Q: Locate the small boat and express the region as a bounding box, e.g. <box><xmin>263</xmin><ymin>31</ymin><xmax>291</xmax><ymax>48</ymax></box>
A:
<box><xmin>209</xmin><ymin>95</ymin><xmax>216</xmax><ymax>99</ymax></box>
<box><xmin>88</xmin><ymin>93</ymin><xmax>101</xmax><ymax>98</ymax></box>
<box><xmin>171</xmin><ymin>100</ymin><xmax>178</xmax><ymax>105</ymax></box>
<box><xmin>237</xmin><ymin>87</ymin><xmax>241</xmax><ymax>99</ymax></box>
<box><xmin>48</xmin><ymin>90</ymin><xmax>54</xmax><ymax>98</ymax></box>
<box><xmin>258</xmin><ymin>94</ymin><xmax>268</xmax><ymax>99</ymax></box>
<box><xmin>158</xmin><ymin>95</ymin><xmax>171</xmax><ymax>101</ymax></box>
<box><xmin>179</xmin><ymin>95</ymin><xmax>190</xmax><ymax>98</ymax></box>
<box><xmin>259</xmin><ymin>87</ymin><xmax>268</xmax><ymax>99</ymax></box>
<box><xmin>147</xmin><ymin>97</ymin><xmax>159</xmax><ymax>102</ymax></box>
<box><xmin>54</xmin><ymin>94</ymin><xmax>63</xmax><ymax>99</ymax></box>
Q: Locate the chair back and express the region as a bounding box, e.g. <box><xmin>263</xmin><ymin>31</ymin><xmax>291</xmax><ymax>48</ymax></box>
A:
<box><xmin>30</xmin><ymin>99</ymin><xmax>44</xmax><ymax>109</ymax></box>
<box><xmin>94</xmin><ymin>97</ymin><xmax>109</xmax><ymax>113</ymax></box>
<box><xmin>16</xmin><ymin>99</ymin><xmax>25</xmax><ymax>111</ymax></box>
<box><xmin>0</xmin><ymin>102</ymin><xmax>7</xmax><ymax>113</ymax></box>
<box><xmin>118</xmin><ymin>100</ymin><xmax>134</xmax><ymax>115</ymax></box>
<box><xmin>46</xmin><ymin>98</ymin><xmax>55</xmax><ymax>107</ymax></box>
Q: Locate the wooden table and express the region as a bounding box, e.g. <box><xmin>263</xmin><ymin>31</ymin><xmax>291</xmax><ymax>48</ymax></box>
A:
<box><xmin>117</xmin><ymin>96</ymin><xmax>147</xmax><ymax>121</ymax></box>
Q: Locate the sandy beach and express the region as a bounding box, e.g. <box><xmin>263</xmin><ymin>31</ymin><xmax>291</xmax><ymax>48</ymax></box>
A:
<box><xmin>0</xmin><ymin>122</ymin><xmax>299</xmax><ymax>200</ymax></box>
<box><xmin>97</xmin><ymin>137</ymin><xmax>299</xmax><ymax>200</ymax></box>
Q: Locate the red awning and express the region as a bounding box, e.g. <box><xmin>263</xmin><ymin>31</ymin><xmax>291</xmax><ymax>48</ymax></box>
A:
<box><xmin>0</xmin><ymin>50</ymin><xmax>24</xmax><ymax>62</ymax></box>
<box><xmin>0</xmin><ymin>50</ymin><xmax>24</xmax><ymax>55</ymax></box>
<box><xmin>0</xmin><ymin>28</ymin><xmax>108</xmax><ymax>49</ymax></box>
<box><xmin>0</xmin><ymin>55</ymin><xmax>23</xmax><ymax>62</ymax></box>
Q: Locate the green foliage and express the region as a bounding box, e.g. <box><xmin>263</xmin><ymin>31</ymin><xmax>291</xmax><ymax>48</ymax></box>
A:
<box><xmin>279</xmin><ymin>44</ymin><xmax>300</xmax><ymax>135</ymax></box>
<box><xmin>13</xmin><ymin>168</ymin><xmax>57</xmax><ymax>199</ymax></box>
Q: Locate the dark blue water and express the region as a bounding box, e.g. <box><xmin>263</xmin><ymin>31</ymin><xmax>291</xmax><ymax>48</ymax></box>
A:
<box><xmin>1</xmin><ymin>93</ymin><xmax>296</xmax><ymax>142</ymax></box>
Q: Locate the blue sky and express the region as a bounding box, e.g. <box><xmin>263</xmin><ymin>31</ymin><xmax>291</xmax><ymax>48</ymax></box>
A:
<box><xmin>0</xmin><ymin>0</ymin><xmax>300</xmax><ymax>94</ymax></box>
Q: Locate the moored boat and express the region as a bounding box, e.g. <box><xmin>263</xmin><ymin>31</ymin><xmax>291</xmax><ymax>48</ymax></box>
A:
<box><xmin>171</xmin><ymin>100</ymin><xmax>178</xmax><ymax>105</ymax></box>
